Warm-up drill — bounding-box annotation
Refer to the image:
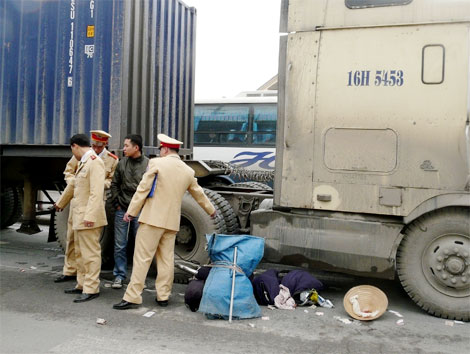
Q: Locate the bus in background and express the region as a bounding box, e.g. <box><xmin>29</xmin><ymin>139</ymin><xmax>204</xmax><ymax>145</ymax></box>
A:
<box><xmin>193</xmin><ymin>96</ymin><xmax>277</xmax><ymax>172</ymax></box>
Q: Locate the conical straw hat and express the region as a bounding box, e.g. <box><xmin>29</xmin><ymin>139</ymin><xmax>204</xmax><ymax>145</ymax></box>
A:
<box><xmin>343</xmin><ymin>285</ymin><xmax>388</xmax><ymax>321</ymax></box>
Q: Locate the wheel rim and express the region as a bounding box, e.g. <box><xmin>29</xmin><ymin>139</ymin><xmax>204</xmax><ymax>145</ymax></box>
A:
<box><xmin>422</xmin><ymin>233</ymin><xmax>470</xmax><ymax>297</ymax></box>
<box><xmin>175</xmin><ymin>216</ymin><xmax>197</xmax><ymax>259</ymax></box>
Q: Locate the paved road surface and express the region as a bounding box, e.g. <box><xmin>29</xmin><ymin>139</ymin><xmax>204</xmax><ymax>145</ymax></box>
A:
<box><xmin>0</xmin><ymin>225</ymin><xmax>468</xmax><ymax>353</ymax></box>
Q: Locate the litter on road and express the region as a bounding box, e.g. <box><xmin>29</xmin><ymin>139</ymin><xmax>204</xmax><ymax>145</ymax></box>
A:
<box><xmin>389</xmin><ymin>310</ymin><xmax>403</xmax><ymax>317</ymax></box>
<box><xmin>96</xmin><ymin>318</ymin><xmax>107</xmax><ymax>325</ymax></box>
<box><xmin>143</xmin><ymin>311</ymin><xmax>156</xmax><ymax>318</ymax></box>
<box><xmin>274</xmin><ymin>284</ymin><xmax>296</xmax><ymax>310</ymax></box>
<box><xmin>334</xmin><ymin>316</ymin><xmax>353</xmax><ymax>325</ymax></box>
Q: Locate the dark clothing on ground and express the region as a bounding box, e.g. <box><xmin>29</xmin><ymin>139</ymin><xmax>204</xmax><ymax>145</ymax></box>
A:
<box><xmin>281</xmin><ymin>269</ymin><xmax>324</xmax><ymax>294</ymax></box>
<box><xmin>252</xmin><ymin>269</ymin><xmax>280</xmax><ymax>306</ymax></box>
<box><xmin>109</xmin><ymin>155</ymin><xmax>149</xmax><ymax>210</ymax></box>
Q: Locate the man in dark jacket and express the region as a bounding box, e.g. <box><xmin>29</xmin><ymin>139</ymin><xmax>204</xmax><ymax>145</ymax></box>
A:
<box><xmin>109</xmin><ymin>134</ymin><xmax>149</xmax><ymax>288</ymax></box>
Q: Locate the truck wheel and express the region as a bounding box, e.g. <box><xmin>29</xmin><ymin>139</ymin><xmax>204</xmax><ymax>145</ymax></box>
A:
<box><xmin>397</xmin><ymin>207</ymin><xmax>470</xmax><ymax>321</ymax></box>
<box><xmin>174</xmin><ymin>192</ymin><xmax>226</xmax><ymax>283</ymax></box>
<box><xmin>9</xmin><ymin>187</ymin><xmax>23</xmax><ymax>226</ymax></box>
<box><xmin>231</xmin><ymin>181</ymin><xmax>273</xmax><ymax>191</ymax></box>
<box><xmin>0</xmin><ymin>186</ymin><xmax>22</xmax><ymax>229</ymax></box>
<box><xmin>53</xmin><ymin>204</ymin><xmax>70</xmax><ymax>250</ymax></box>
<box><xmin>204</xmin><ymin>188</ymin><xmax>239</xmax><ymax>234</ymax></box>
<box><xmin>1</xmin><ymin>187</ymin><xmax>16</xmax><ymax>229</ymax></box>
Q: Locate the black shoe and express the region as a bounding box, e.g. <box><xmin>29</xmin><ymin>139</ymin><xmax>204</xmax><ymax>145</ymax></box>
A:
<box><xmin>54</xmin><ymin>275</ymin><xmax>76</xmax><ymax>283</ymax></box>
<box><xmin>73</xmin><ymin>293</ymin><xmax>99</xmax><ymax>303</ymax></box>
<box><xmin>155</xmin><ymin>299</ymin><xmax>168</xmax><ymax>307</ymax></box>
<box><xmin>64</xmin><ymin>288</ymin><xmax>82</xmax><ymax>294</ymax></box>
<box><xmin>113</xmin><ymin>300</ymin><xmax>139</xmax><ymax>310</ymax></box>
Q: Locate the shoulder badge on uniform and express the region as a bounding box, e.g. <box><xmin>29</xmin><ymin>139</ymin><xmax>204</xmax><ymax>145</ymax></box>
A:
<box><xmin>108</xmin><ymin>152</ymin><xmax>118</xmax><ymax>160</ymax></box>
<box><xmin>90</xmin><ymin>155</ymin><xmax>97</xmax><ymax>160</ymax></box>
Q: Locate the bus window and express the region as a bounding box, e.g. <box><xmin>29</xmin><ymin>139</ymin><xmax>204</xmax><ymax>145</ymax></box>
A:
<box><xmin>194</xmin><ymin>104</ymin><xmax>249</xmax><ymax>144</ymax></box>
<box><xmin>253</xmin><ymin>104</ymin><xmax>277</xmax><ymax>145</ymax></box>
<box><xmin>345</xmin><ymin>0</ymin><xmax>412</xmax><ymax>9</ymax></box>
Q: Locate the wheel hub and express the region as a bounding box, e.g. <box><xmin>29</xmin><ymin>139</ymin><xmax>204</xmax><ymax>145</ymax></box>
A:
<box><xmin>176</xmin><ymin>224</ymin><xmax>193</xmax><ymax>244</ymax></box>
<box><xmin>445</xmin><ymin>256</ymin><xmax>466</xmax><ymax>275</ymax></box>
<box><xmin>423</xmin><ymin>233</ymin><xmax>470</xmax><ymax>296</ymax></box>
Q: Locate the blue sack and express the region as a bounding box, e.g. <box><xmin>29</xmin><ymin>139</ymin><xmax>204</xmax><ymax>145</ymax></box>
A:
<box><xmin>198</xmin><ymin>234</ymin><xmax>264</xmax><ymax>320</ymax></box>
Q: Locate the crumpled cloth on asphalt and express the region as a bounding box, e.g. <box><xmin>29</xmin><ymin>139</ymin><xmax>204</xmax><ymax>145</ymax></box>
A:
<box><xmin>274</xmin><ymin>284</ymin><xmax>296</xmax><ymax>310</ymax></box>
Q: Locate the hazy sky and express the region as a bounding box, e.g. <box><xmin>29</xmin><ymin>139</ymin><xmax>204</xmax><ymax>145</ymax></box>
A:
<box><xmin>183</xmin><ymin>0</ymin><xmax>281</xmax><ymax>99</ymax></box>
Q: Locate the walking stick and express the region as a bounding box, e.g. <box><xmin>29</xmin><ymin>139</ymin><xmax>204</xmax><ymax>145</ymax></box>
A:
<box><xmin>229</xmin><ymin>246</ymin><xmax>238</xmax><ymax>323</ymax></box>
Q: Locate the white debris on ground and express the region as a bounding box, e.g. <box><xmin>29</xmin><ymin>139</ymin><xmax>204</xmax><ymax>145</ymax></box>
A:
<box><xmin>334</xmin><ymin>316</ymin><xmax>353</xmax><ymax>325</ymax></box>
<box><xmin>389</xmin><ymin>310</ymin><xmax>403</xmax><ymax>318</ymax></box>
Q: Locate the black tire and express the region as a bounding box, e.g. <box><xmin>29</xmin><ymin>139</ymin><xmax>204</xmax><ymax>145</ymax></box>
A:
<box><xmin>231</xmin><ymin>181</ymin><xmax>273</xmax><ymax>191</ymax></box>
<box><xmin>397</xmin><ymin>207</ymin><xmax>470</xmax><ymax>321</ymax></box>
<box><xmin>204</xmin><ymin>188</ymin><xmax>239</xmax><ymax>234</ymax></box>
<box><xmin>9</xmin><ymin>187</ymin><xmax>23</xmax><ymax>226</ymax></box>
<box><xmin>176</xmin><ymin>191</ymin><xmax>227</xmax><ymax>263</ymax></box>
<box><xmin>1</xmin><ymin>187</ymin><xmax>16</xmax><ymax>229</ymax></box>
<box><xmin>0</xmin><ymin>186</ymin><xmax>22</xmax><ymax>229</ymax></box>
<box><xmin>174</xmin><ymin>192</ymin><xmax>226</xmax><ymax>283</ymax></box>
<box><xmin>54</xmin><ymin>204</ymin><xmax>70</xmax><ymax>250</ymax></box>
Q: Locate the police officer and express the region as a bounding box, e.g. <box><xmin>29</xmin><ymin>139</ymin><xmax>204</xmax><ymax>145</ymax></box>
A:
<box><xmin>54</xmin><ymin>130</ymin><xmax>118</xmax><ymax>283</ymax></box>
<box><xmin>89</xmin><ymin>130</ymin><xmax>119</xmax><ymax>190</ymax></box>
<box><xmin>113</xmin><ymin>134</ymin><xmax>216</xmax><ymax>310</ymax></box>
<box><xmin>62</xmin><ymin>130</ymin><xmax>118</xmax><ymax>189</ymax></box>
<box><xmin>55</xmin><ymin>134</ymin><xmax>107</xmax><ymax>303</ymax></box>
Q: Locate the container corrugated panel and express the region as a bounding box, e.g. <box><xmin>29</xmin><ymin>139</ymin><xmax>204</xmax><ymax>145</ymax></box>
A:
<box><xmin>0</xmin><ymin>0</ymin><xmax>196</xmax><ymax>151</ymax></box>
